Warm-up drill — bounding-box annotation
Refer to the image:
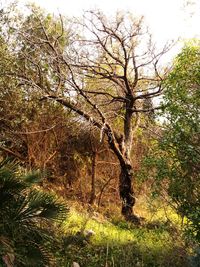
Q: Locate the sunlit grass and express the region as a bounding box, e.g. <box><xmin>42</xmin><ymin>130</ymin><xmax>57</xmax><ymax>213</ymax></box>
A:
<box><xmin>63</xmin><ymin>208</ymin><xmax>175</xmax><ymax>246</ymax></box>
<box><xmin>60</xmin><ymin>204</ymin><xmax>189</xmax><ymax>267</ymax></box>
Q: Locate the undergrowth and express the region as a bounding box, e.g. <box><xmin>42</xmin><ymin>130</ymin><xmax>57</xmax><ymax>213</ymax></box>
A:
<box><xmin>57</xmin><ymin>203</ymin><xmax>191</xmax><ymax>267</ymax></box>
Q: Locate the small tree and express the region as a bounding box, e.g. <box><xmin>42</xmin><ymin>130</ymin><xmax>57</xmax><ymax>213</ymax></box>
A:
<box><xmin>142</xmin><ymin>42</ymin><xmax>200</xmax><ymax>241</ymax></box>
<box><xmin>162</xmin><ymin>42</ymin><xmax>200</xmax><ymax>241</ymax></box>
<box><xmin>3</xmin><ymin>6</ymin><xmax>171</xmax><ymax>220</ymax></box>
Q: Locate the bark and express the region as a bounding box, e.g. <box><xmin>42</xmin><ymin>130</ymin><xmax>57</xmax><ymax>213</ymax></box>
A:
<box><xmin>119</xmin><ymin>163</ymin><xmax>135</xmax><ymax>216</ymax></box>
<box><xmin>119</xmin><ymin>161</ymin><xmax>140</xmax><ymax>223</ymax></box>
<box><xmin>106</xmin><ymin>126</ymin><xmax>140</xmax><ymax>222</ymax></box>
<box><xmin>89</xmin><ymin>151</ymin><xmax>97</xmax><ymax>205</ymax></box>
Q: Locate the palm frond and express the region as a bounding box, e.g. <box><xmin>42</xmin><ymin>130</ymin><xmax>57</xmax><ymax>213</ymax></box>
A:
<box><xmin>0</xmin><ymin>160</ymin><xmax>69</xmax><ymax>266</ymax></box>
<box><xmin>22</xmin><ymin>170</ymin><xmax>42</xmax><ymax>185</ymax></box>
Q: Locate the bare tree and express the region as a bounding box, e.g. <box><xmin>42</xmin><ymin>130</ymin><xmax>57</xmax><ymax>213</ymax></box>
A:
<box><xmin>7</xmin><ymin>8</ymin><xmax>171</xmax><ymax>221</ymax></box>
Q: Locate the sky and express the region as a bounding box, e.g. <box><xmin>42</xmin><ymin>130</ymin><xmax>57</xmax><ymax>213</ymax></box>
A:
<box><xmin>1</xmin><ymin>0</ymin><xmax>199</xmax><ymax>114</ymax></box>
<box><xmin>2</xmin><ymin>0</ymin><xmax>200</xmax><ymax>55</ymax></box>
<box><xmin>12</xmin><ymin>0</ymin><xmax>200</xmax><ymax>44</ymax></box>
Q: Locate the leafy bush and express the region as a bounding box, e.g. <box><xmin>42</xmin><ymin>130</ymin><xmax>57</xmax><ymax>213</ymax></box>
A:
<box><xmin>140</xmin><ymin>42</ymin><xmax>200</xmax><ymax>243</ymax></box>
<box><xmin>0</xmin><ymin>159</ymin><xmax>69</xmax><ymax>266</ymax></box>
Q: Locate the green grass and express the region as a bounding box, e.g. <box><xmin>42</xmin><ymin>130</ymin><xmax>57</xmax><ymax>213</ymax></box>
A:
<box><xmin>58</xmin><ymin>206</ymin><xmax>190</xmax><ymax>267</ymax></box>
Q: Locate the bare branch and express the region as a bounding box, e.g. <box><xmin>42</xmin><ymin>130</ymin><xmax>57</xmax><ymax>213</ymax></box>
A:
<box><xmin>132</xmin><ymin>106</ymin><xmax>162</xmax><ymax>113</ymax></box>
<box><xmin>41</xmin><ymin>95</ymin><xmax>103</xmax><ymax>129</ymax></box>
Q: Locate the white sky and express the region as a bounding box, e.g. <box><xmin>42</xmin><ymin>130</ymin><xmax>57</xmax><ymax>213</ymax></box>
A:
<box><xmin>2</xmin><ymin>0</ymin><xmax>200</xmax><ymax>53</ymax></box>
<box><xmin>20</xmin><ymin>0</ymin><xmax>200</xmax><ymax>43</ymax></box>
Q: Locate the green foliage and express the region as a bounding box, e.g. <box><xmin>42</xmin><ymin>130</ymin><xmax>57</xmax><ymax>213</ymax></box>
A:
<box><xmin>59</xmin><ymin>209</ymin><xmax>189</xmax><ymax>267</ymax></box>
<box><xmin>161</xmin><ymin>42</ymin><xmax>200</xmax><ymax>242</ymax></box>
<box><xmin>0</xmin><ymin>159</ymin><xmax>69</xmax><ymax>266</ymax></box>
<box><xmin>140</xmin><ymin>41</ymin><xmax>200</xmax><ymax>243</ymax></box>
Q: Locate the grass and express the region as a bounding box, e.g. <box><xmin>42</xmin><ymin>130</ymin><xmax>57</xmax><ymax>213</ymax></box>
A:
<box><xmin>58</xmin><ymin>202</ymin><xmax>190</xmax><ymax>267</ymax></box>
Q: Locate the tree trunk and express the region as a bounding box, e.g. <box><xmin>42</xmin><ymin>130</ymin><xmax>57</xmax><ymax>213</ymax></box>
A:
<box><xmin>119</xmin><ymin>162</ymin><xmax>140</xmax><ymax>223</ymax></box>
<box><xmin>106</xmin><ymin>126</ymin><xmax>140</xmax><ymax>223</ymax></box>
<box><xmin>119</xmin><ymin>163</ymin><xmax>134</xmax><ymax>215</ymax></box>
<box><xmin>89</xmin><ymin>151</ymin><xmax>97</xmax><ymax>205</ymax></box>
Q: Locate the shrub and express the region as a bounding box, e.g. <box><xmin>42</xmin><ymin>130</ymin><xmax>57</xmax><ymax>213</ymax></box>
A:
<box><xmin>0</xmin><ymin>159</ymin><xmax>69</xmax><ymax>266</ymax></box>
